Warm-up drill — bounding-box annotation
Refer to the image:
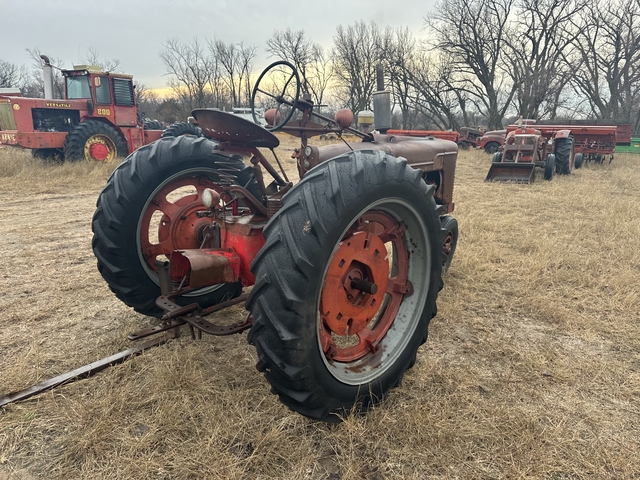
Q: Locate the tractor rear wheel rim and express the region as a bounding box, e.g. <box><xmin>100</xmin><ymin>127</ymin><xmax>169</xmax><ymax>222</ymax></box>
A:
<box><xmin>136</xmin><ymin>168</ymin><xmax>228</xmax><ymax>295</ymax></box>
<box><xmin>318</xmin><ymin>201</ymin><xmax>430</xmax><ymax>384</ymax></box>
<box><xmin>85</xmin><ymin>134</ymin><xmax>116</xmax><ymax>162</ymax></box>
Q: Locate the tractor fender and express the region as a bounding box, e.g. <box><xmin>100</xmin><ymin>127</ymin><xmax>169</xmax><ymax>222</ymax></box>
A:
<box><xmin>554</xmin><ymin>129</ymin><xmax>572</xmax><ymax>139</ymax></box>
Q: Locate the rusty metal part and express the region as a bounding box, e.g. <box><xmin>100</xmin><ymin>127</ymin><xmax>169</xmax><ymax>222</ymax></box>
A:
<box><xmin>170</xmin><ymin>249</ymin><xmax>241</xmax><ymax>288</ymax></box>
<box><xmin>0</xmin><ymin>330</ymin><xmax>177</xmax><ymax>409</ymax></box>
<box><xmin>192</xmin><ymin>108</ymin><xmax>280</xmax><ymax>148</ymax></box>
<box><xmin>155</xmin><ymin>293</ymin><xmax>251</xmax><ymax>335</ymax></box>
<box><xmin>225</xmin><ymin>185</ymin><xmax>268</xmax><ymax>216</ymax></box>
<box><xmin>266</xmin><ymin>182</ymin><xmax>293</xmax><ymax>217</ymax></box>
<box><xmin>127</xmin><ymin>318</ymin><xmax>186</xmax><ymax>341</ymax></box>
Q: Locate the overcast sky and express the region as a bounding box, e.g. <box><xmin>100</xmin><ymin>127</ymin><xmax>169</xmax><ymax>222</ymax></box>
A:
<box><xmin>1</xmin><ymin>0</ymin><xmax>438</xmax><ymax>91</ymax></box>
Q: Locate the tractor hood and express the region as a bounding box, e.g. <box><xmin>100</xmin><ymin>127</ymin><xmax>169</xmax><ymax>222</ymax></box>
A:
<box><xmin>316</xmin><ymin>133</ymin><xmax>458</xmax><ymax>168</ymax></box>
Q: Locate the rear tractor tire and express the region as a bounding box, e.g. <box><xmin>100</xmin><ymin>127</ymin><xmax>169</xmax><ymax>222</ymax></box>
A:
<box><xmin>92</xmin><ymin>135</ymin><xmax>260</xmax><ymax>317</ymax></box>
<box><xmin>32</xmin><ymin>148</ymin><xmax>63</xmax><ymax>163</ymax></box>
<box><xmin>63</xmin><ymin>120</ymin><xmax>128</xmax><ymax>162</ymax></box>
<box><xmin>161</xmin><ymin>122</ymin><xmax>203</xmax><ymax>138</ymax></box>
<box><xmin>554</xmin><ymin>136</ymin><xmax>574</xmax><ymax>175</ymax></box>
<box><xmin>143</xmin><ymin>119</ymin><xmax>164</xmax><ymax>130</ymax></box>
<box><xmin>247</xmin><ymin>151</ymin><xmax>444</xmax><ymax>422</ymax></box>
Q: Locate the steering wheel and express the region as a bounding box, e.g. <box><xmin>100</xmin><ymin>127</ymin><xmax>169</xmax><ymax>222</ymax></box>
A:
<box><xmin>251</xmin><ymin>61</ymin><xmax>301</xmax><ymax>131</ymax></box>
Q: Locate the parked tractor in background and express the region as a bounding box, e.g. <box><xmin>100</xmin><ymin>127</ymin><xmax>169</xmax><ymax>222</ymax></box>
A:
<box><xmin>479</xmin><ymin>129</ymin><xmax>507</xmax><ymax>153</ymax></box>
<box><xmin>91</xmin><ymin>61</ymin><xmax>459</xmax><ymax>422</ymax></box>
<box><xmin>0</xmin><ymin>56</ymin><xmax>163</xmax><ymax>162</ymax></box>
<box><xmin>485</xmin><ymin>126</ymin><xmax>575</xmax><ymax>183</ymax></box>
<box><xmin>388</xmin><ymin>126</ymin><xmax>483</xmax><ymax>150</ymax></box>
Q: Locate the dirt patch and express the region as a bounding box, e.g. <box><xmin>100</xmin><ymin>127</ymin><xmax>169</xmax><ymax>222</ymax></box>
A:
<box><xmin>0</xmin><ymin>143</ymin><xmax>639</xmax><ymax>479</ymax></box>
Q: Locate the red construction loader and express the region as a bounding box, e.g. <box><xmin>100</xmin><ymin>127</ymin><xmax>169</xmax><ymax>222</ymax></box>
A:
<box><xmin>0</xmin><ymin>56</ymin><xmax>163</xmax><ymax>162</ymax></box>
<box><xmin>485</xmin><ymin>126</ymin><xmax>575</xmax><ymax>183</ymax></box>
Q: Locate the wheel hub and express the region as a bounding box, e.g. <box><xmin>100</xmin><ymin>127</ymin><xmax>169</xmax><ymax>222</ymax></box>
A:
<box><xmin>85</xmin><ymin>134</ymin><xmax>116</xmax><ymax>162</ymax></box>
<box><xmin>319</xmin><ymin>211</ymin><xmax>410</xmax><ymax>363</ymax></box>
<box><xmin>139</xmin><ymin>176</ymin><xmax>220</xmax><ymax>270</ymax></box>
<box><xmin>320</xmin><ymin>232</ymin><xmax>388</xmax><ymax>336</ymax></box>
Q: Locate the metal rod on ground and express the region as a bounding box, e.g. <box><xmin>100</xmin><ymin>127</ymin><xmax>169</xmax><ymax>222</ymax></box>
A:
<box><xmin>0</xmin><ymin>330</ymin><xmax>176</xmax><ymax>409</ymax></box>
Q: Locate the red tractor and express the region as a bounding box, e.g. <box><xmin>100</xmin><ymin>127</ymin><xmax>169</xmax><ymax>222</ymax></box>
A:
<box><xmin>91</xmin><ymin>61</ymin><xmax>459</xmax><ymax>422</ymax></box>
<box><xmin>485</xmin><ymin>126</ymin><xmax>575</xmax><ymax>183</ymax></box>
<box><xmin>0</xmin><ymin>56</ymin><xmax>163</xmax><ymax>162</ymax></box>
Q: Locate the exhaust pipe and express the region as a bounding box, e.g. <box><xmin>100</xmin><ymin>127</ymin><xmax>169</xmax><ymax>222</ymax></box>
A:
<box><xmin>41</xmin><ymin>55</ymin><xmax>54</xmax><ymax>100</ymax></box>
<box><xmin>372</xmin><ymin>64</ymin><xmax>391</xmax><ymax>133</ymax></box>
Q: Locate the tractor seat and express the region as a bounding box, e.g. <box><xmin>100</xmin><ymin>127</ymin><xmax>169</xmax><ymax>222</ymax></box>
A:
<box><xmin>192</xmin><ymin>109</ymin><xmax>280</xmax><ymax>149</ymax></box>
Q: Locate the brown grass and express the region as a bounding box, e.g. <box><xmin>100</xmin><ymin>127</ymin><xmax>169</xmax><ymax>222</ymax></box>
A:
<box><xmin>0</xmin><ymin>140</ymin><xmax>639</xmax><ymax>479</ymax></box>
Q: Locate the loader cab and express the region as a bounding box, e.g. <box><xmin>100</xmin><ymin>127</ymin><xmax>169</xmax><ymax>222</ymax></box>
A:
<box><xmin>62</xmin><ymin>66</ymin><xmax>137</xmax><ymax>127</ymax></box>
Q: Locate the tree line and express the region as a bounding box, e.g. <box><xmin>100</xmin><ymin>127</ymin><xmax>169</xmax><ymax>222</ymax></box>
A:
<box><xmin>2</xmin><ymin>0</ymin><xmax>640</xmax><ymax>132</ymax></box>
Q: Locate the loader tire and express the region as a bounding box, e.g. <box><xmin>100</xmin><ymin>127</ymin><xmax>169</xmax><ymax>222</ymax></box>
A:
<box><xmin>247</xmin><ymin>151</ymin><xmax>444</xmax><ymax>422</ymax></box>
<box><xmin>64</xmin><ymin>120</ymin><xmax>128</xmax><ymax>162</ymax></box>
<box><xmin>161</xmin><ymin>122</ymin><xmax>203</xmax><ymax>138</ymax></box>
<box><xmin>92</xmin><ymin>135</ymin><xmax>260</xmax><ymax>317</ymax></box>
<box><xmin>484</xmin><ymin>142</ymin><xmax>500</xmax><ymax>154</ymax></box>
<box><xmin>491</xmin><ymin>152</ymin><xmax>503</xmax><ymax>163</ymax></box>
<box><xmin>554</xmin><ymin>137</ymin><xmax>573</xmax><ymax>175</ymax></box>
<box><xmin>544</xmin><ymin>153</ymin><xmax>555</xmax><ymax>180</ymax></box>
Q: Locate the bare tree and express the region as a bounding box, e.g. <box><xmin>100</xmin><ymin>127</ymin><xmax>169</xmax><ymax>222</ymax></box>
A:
<box><xmin>266</xmin><ymin>29</ymin><xmax>333</xmax><ymax>106</ymax></box>
<box><xmin>331</xmin><ymin>21</ymin><xmax>383</xmax><ymax>113</ymax></box>
<box><xmin>160</xmin><ymin>38</ymin><xmax>214</xmax><ymax>113</ymax></box>
<box><xmin>504</xmin><ymin>0</ymin><xmax>585</xmax><ymax>120</ymax></box>
<box><xmin>568</xmin><ymin>0</ymin><xmax>640</xmax><ymax>124</ymax></box>
<box><xmin>211</xmin><ymin>40</ymin><xmax>257</xmax><ymax>107</ymax></box>
<box><xmin>0</xmin><ymin>59</ymin><xmax>26</xmax><ymax>88</ymax></box>
<box><xmin>428</xmin><ymin>0</ymin><xmax>517</xmax><ymax>129</ymax></box>
<box><xmin>378</xmin><ymin>27</ymin><xmax>418</xmax><ymax>129</ymax></box>
<box><xmin>81</xmin><ymin>47</ymin><xmax>122</xmax><ymax>72</ymax></box>
<box><xmin>406</xmin><ymin>51</ymin><xmax>467</xmax><ymax>130</ymax></box>
<box><xmin>25</xmin><ymin>48</ymin><xmax>65</xmax><ymax>98</ymax></box>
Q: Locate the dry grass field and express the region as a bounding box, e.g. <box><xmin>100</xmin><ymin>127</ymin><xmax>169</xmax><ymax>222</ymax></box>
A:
<box><xmin>0</xmin><ymin>138</ymin><xmax>639</xmax><ymax>479</ymax></box>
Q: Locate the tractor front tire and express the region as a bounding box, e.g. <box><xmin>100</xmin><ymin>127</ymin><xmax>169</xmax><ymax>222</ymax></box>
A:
<box><xmin>484</xmin><ymin>142</ymin><xmax>500</xmax><ymax>154</ymax></box>
<box><xmin>440</xmin><ymin>216</ymin><xmax>458</xmax><ymax>273</ymax></box>
<box><xmin>247</xmin><ymin>151</ymin><xmax>444</xmax><ymax>422</ymax></box>
<box><xmin>544</xmin><ymin>153</ymin><xmax>556</xmax><ymax>180</ymax></box>
<box><xmin>64</xmin><ymin>120</ymin><xmax>128</xmax><ymax>162</ymax></box>
<box><xmin>491</xmin><ymin>151</ymin><xmax>503</xmax><ymax>163</ymax></box>
<box><xmin>92</xmin><ymin>136</ymin><xmax>260</xmax><ymax>317</ymax></box>
<box><xmin>554</xmin><ymin>137</ymin><xmax>573</xmax><ymax>175</ymax></box>
<box><xmin>161</xmin><ymin>122</ymin><xmax>203</xmax><ymax>138</ymax></box>
<box><xmin>575</xmin><ymin>152</ymin><xmax>584</xmax><ymax>169</ymax></box>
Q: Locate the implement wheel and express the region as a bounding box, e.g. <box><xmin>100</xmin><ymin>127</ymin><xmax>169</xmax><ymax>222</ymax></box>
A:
<box><xmin>92</xmin><ymin>136</ymin><xmax>260</xmax><ymax>317</ymax></box>
<box><xmin>247</xmin><ymin>151</ymin><xmax>444</xmax><ymax>422</ymax></box>
<box><xmin>64</xmin><ymin>120</ymin><xmax>128</xmax><ymax>162</ymax></box>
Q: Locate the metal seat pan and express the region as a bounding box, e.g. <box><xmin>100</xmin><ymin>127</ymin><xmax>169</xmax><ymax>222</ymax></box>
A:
<box><xmin>192</xmin><ymin>109</ymin><xmax>280</xmax><ymax>148</ymax></box>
